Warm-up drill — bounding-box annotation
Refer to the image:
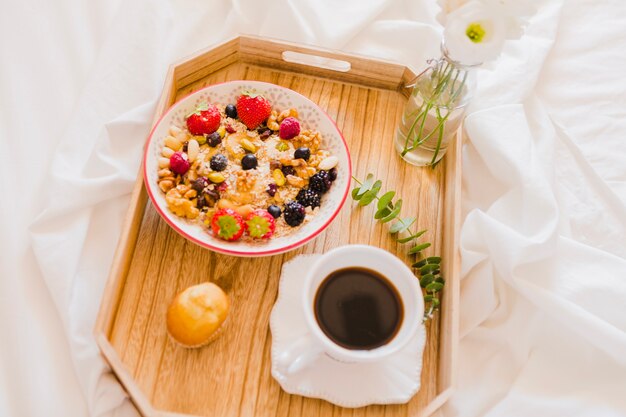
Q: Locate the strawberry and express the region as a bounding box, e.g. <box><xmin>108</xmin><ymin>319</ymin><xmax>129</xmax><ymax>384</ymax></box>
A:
<box><xmin>211</xmin><ymin>209</ymin><xmax>245</xmax><ymax>241</ymax></box>
<box><xmin>186</xmin><ymin>102</ymin><xmax>221</xmax><ymax>135</ymax></box>
<box><xmin>236</xmin><ymin>91</ymin><xmax>272</xmax><ymax>129</ymax></box>
<box><xmin>245</xmin><ymin>209</ymin><xmax>276</xmax><ymax>239</ymax></box>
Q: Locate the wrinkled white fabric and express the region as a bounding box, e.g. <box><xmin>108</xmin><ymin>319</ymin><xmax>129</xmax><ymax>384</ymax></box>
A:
<box><xmin>2</xmin><ymin>0</ymin><xmax>625</xmax><ymax>416</ymax></box>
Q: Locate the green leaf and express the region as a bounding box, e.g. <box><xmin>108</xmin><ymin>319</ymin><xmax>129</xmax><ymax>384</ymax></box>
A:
<box><xmin>432</xmin><ymin>297</ymin><xmax>441</xmax><ymax>307</ymax></box>
<box><xmin>389</xmin><ymin>217</ymin><xmax>417</xmax><ymax>234</ymax></box>
<box><xmin>425</xmin><ymin>282</ymin><xmax>444</xmax><ymax>292</ymax></box>
<box><xmin>397</xmin><ymin>229</ymin><xmax>427</xmax><ymax>244</ymax></box>
<box><xmin>435</xmin><ymin>276</ymin><xmax>445</xmax><ymax>284</ymax></box>
<box><xmin>375</xmin><ymin>207</ymin><xmax>391</xmax><ymax>219</ymax></box>
<box><xmin>377</xmin><ymin>191</ymin><xmax>395</xmax><ymax>211</ymax></box>
<box><xmin>424</xmin><ymin>294</ymin><xmax>434</xmax><ymax>302</ymax></box>
<box><xmin>408</xmin><ymin>242</ymin><xmax>431</xmax><ymax>254</ymax></box>
<box><xmin>412</xmin><ymin>258</ymin><xmax>428</xmax><ymax>268</ymax></box>
<box><xmin>380</xmin><ymin>199</ymin><xmax>402</xmax><ymax>223</ymax></box>
<box><xmin>427</xmin><ymin>256</ymin><xmax>441</xmax><ymax>264</ymax></box>
<box><xmin>358</xmin><ymin>188</ymin><xmax>378</xmax><ymax>206</ymax></box>
<box><xmin>351</xmin><ymin>187</ymin><xmax>362</xmax><ymax>200</ymax></box>
<box><xmin>420</xmin><ymin>263</ymin><xmax>438</xmax><ymax>274</ymax></box>
<box><xmin>420</xmin><ymin>274</ymin><xmax>434</xmax><ymax>288</ymax></box>
<box><xmin>356</xmin><ymin>174</ymin><xmax>375</xmax><ymax>196</ymax></box>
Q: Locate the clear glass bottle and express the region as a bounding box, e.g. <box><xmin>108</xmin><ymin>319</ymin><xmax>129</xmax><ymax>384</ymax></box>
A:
<box><xmin>395</xmin><ymin>45</ymin><xmax>477</xmax><ymax>167</ymax></box>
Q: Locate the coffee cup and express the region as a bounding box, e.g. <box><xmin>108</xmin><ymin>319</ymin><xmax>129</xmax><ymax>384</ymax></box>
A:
<box><xmin>276</xmin><ymin>244</ymin><xmax>423</xmax><ymax>375</ymax></box>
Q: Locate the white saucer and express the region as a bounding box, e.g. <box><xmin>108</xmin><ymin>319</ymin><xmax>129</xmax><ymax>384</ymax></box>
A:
<box><xmin>270</xmin><ymin>255</ymin><xmax>427</xmax><ymax>408</ymax></box>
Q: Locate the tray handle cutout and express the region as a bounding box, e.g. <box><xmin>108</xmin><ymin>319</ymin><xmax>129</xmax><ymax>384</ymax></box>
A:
<box><xmin>281</xmin><ymin>51</ymin><xmax>351</xmax><ymax>73</ymax></box>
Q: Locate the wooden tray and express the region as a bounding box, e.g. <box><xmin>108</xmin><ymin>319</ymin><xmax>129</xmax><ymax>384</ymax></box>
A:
<box><xmin>95</xmin><ymin>35</ymin><xmax>461</xmax><ymax>417</ymax></box>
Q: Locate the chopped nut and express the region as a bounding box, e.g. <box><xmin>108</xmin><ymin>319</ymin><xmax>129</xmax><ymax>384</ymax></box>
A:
<box><xmin>187</xmin><ymin>139</ymin><xmax>200</xmax><ymax>162</ymax></box>
<box><xmin>318</xmin><ymin>156</ymin><xmax>339</xmax><ymax>170</ymax></box>
<box><xmin>293</xmin><ymin>129</ymin><xmax>321</xmax><ymax>152</ymax></box>
<box><xmin>158</xmin><ymin>168</ymin><xmax>172</xmax><ymax>178</ymax></box>
<box><xmin>234</xmin><ymin>204</ymin><xmax>253</xmax><ymax>218</ymax></box>
<box><xmin>165</xmin><ymin>136</ymin><xmax>183</xmax><ymax>151</ymax></box>
<box><xmin>278</xmin><ymin>108</ymin><xmax>298</xmax><ymax>122</ymax></box>
<box><xmin>161</xmin><ymin>147</ymin><xmax>175</xmax><ymax>158</ymax></box>
<box><xmin>286</xmin><ymin>174</ymin><xmax>305</xmax><ymax>188</ymax></box>
<box><xmin>267</xmin><ymin>110</ymin><xmax>280</xmax><ymax>131</ymax></box>
<box><xmin>281</xmin><ymin>158</ymin><xmax>306</xmax><ymax>167</ymax></box>
<box><xmin>217</xmin><ymin>199</ymin><xmax>235</xmax><ymax>210</ymax></box>
<box><xmin>169</xmin><ymin>125</ymin><xmax>182</xmax><ymax>136</ymax></box>
<box><xmin>236</xmin><ymin>170</ymin><xmax>256</xmax><ymax>192</ymax></box>
<box><xmin>158</xmin><ymin>157</ymin><xmax>170</xmax><ymax>169</ymax></box>
<box><xmin>158</xmin><ymin>179</ymin><xmax>174</xmax><ymax>192</ymax></box>
<box><xmin>184</xmin><ymin>189</ymin><xmax>197</xmax><ymax>199</ymax></box>
<box><xmin>166</xmin><ymin>188</ymin><xmax>199</xmax><ymax>219</ymax></box>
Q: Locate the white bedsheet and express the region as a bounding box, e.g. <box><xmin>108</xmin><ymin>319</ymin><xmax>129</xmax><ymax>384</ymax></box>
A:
<box><xmin>2</xmin><ymin>0</ymin><xmax>625</xmax><ymax>416</ymax></box>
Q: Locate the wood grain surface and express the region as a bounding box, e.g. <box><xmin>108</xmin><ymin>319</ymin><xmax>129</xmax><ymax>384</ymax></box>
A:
<box><xmin>99</xmin><ymin>36</ymin><xmax>459</xmax><ymax>417</ymax></box>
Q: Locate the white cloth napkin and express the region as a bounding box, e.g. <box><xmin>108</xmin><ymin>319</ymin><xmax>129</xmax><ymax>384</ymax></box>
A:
<box><xmin>2</xmin><ymin>0</ymin><xmax>624</xmax><ymax>416</ymax></box>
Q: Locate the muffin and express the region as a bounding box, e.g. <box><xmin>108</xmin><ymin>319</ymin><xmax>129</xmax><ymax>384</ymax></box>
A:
<box><xmin>166</xmin><ymin>282</ymin><xmax>230</xmax><ymax>347</ymax></box>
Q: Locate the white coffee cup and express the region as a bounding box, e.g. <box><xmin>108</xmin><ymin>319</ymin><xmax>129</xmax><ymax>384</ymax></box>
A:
<box><xmin>276</xmin><ymin>244</ymin><xmax>423</xmax><ymax>375</ymax></box>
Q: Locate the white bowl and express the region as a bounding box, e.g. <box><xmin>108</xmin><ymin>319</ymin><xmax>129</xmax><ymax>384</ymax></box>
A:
<box><xmin>143</xmin><ymin>80</ymin><xmax>352</xmax><ymax>257</ymax></box>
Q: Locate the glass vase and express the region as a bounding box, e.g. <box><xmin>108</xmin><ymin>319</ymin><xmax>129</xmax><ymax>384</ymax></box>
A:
<box><xmin>395</xmin><ymin>47</ymin><xmax>476</xmax><ymax>167</ymax></box>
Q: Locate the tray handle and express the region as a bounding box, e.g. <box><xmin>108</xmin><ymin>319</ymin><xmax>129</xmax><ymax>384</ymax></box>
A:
<box><xmin>281</xmin><ymin>50</ymin><xmax>351</xmax><ymax>73</ymax></box>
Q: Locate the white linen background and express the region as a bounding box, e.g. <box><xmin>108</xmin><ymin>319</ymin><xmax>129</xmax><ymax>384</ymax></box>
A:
<box><xmin>1</xmin><ymin>0</ymin><xmax>625</xmax><ymax>416</ymax></box>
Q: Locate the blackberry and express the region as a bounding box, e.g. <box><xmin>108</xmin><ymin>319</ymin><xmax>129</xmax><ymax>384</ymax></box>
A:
<box><xmin>309</xmin><ymin>170</ymin><xmax>332</xmax><ymax>194</ymax></box>
<box><xmin>296</xmin><ymin>188</ymin><xmax>321</xmax><ymax>209</ymax></box>
<box><xmin>268</xmin><ymin>204</ymin><xmax>281</xmax><ymax>219</ymax></box>
<box><xmin>210</xmin><ymin>154</ymin><xmax>228</xmax><ymax>171</ymax></box>
<box><xmin>206</xmin><ymin>132</ymin><xmax>222</xmax><ymax>147</ymax></box>
<box><xmin>281</xmin><ymin>165</ymin><xmax>296</xmax><ymax>177</ymax></box>
<box><xmin>283</xmin><ymin>201</ymin><xmax>305</xmax><ymax>227</ymax></box>
<box><xmin>225</xmin><ymin>104</ymin><xmax>238</xmax><ymax>119</ymax></box>
<box><xmin>294</xmin><ymin>147</ymin><xmax>311</xmax><ymax>161</ymax></box>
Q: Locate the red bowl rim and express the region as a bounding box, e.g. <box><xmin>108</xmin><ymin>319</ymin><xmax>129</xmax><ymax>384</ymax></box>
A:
<box><xmin>142</xmin><ymin>80</ymin><xmax>352</xmax><ymax>257</ymax></box>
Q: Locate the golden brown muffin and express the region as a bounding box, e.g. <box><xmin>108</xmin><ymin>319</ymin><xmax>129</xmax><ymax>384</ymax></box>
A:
<box><xmin>166</xmin><ymin>282</ymin><xmax>230</xmax><ymax>348</ymax></box>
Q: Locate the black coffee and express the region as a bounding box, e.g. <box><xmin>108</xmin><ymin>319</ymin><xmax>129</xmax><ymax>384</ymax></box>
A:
<box><xmin>314</xmin><ymin>267</ymin><xmax>403</xmax><ymax>350</ymax></box>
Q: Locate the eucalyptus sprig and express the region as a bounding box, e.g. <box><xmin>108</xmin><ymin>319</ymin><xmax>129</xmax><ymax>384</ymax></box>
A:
<box><xmin>351</xmin><ymin>173</ymin><xmax>445</xmax><ymax>322</ymax></box>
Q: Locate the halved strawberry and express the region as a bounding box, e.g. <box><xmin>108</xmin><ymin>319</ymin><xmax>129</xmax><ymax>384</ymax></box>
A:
<box><xmin>211</xmin><ymin>208</ymin><xmax>245</xmax><ymax>241</ymax></box>
<box><xmin>186</xmin><ymin>102</ymin><xmax>221</xmax><ymax>135</ymax></box>
<box><xmin>245</xmin><ymin>209</ymin><xmax>276</xmax><ymax>239</ymax></box>
<box><xmin>236</xmin><ymin>90</ymin><xmax>272</xmax><ymax>130</ymax></box>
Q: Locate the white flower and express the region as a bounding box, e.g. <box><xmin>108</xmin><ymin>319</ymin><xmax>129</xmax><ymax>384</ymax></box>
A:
<box><xmin>438</xmin><ymin>0</ymin><xmax>536</xmax><ymax>40</ymax></box>
<box><xmin>443</xmin><ymin>0</ymin><xmax>507</xmax><ymax>65</ymax></box>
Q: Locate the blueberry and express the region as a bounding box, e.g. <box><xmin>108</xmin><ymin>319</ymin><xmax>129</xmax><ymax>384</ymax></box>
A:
<box><xmin>210</xmin><ymin>154</ymin><xmax>228</xmax><ymax>171</ymax></box>
<box><xmin>281</xmin><ymin>165</ymin><xmax>296</xmax><ymax>177</ymax></box>
<box><xmin>241</xmin><ymin>154</ymin><xmax>258</xmax><ymax>170</ymax></box>
<box><xmin>266</xmin><ymin>183</ymin><xmax>278</xmax><ymax>197</ymax></box>
<box><xmin>206</xmin><ymin>132</ymin><xmax>221</xmax><ymax>147</ymax></box>
<box><xmin>268</xmin><ymin>205</ymin><xmax>282</xmax><ymax>219</ymax></box>
<box><xmin>191</xmin><ymin>177</ymin><xmax>209</xmax><ymax>193</ymax></box>
<box><xmin>328</xmin><ymin>167</ymin><xmax>338</xmax><ymax>182</ymax></box>
<box><xmin>294</xmin><ymin>147</ymin><xmax>311</xmax><ymax>161</ymax></box>
<box><xmin>225</xmin><ymin>104</ymin><xmax>237</xmax><ymax>119</ymax></box>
